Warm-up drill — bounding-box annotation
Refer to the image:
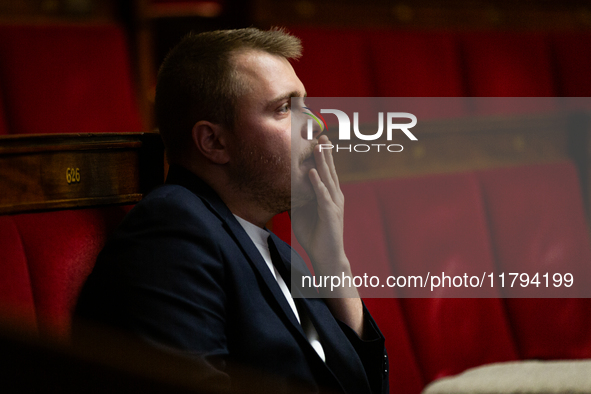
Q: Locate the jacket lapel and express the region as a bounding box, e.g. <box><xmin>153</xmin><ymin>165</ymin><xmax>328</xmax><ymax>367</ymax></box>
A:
<box><xmin>223</xmin><ymin>219</ymin><xmax>306</xmax><ymax>335</ymax></box>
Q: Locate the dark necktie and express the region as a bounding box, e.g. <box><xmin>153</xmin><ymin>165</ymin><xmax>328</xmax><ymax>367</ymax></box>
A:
<box><xmin>267</xmin><ymin>235</ymin><xmax>291</xmax><ymax>291</ymax></box>
<box><xmin>267</xmin><ymin>235</ymin><xmax>309</xmax><ymax>327</ymax></box>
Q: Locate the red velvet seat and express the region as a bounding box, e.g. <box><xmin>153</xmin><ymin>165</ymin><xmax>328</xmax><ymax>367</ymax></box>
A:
<box><xmin>551</xmin><ymin>32</ymin><xmax>591</xmax><ymax>112</ymax></box>
<box><xmin>0</xmin><ymin>216</ymin><xmax>37</xmax><ymax>332</ymax></box>
<box><xmin>374</xmin><ymin>173</ymin><xmax>518</xmax><ymax>383</ymax></box>
<box><xmin>0</xmin><ymin>24</ymin><xmax>142</xmax><ymax>135</ymax></box>
<box><xmin>367</xmin><ymin>31</ymin><xmax>468</xmax><ymax>120</ymax></box>
<box><xmin>289</xmin><ymin>28</ymin><xmax>376</xmax><ymax>98</ymax></box>
<box><xmin>365</xmin><ymin>298</ymin><xmax>425</xmax><ymax>394</ymax></box>
<box><xmin>479</xmin><ymin>162</ymin><xmax>591</xmax><ymax>360</ymax></box>
<box><xmin>7</xmin><ymin>207</ymin><xmax>129</xmax><ymax>339</ymax></box>
<box><xmin>551</xmin><ymin>32</ymin><xmax>591</xmax><ymax>97</ymax></box>
<box><xmin>342</xmin><ymin>182</ymin><xmax>424</xmax><ymax>393</ymax></box>
<box><xmin>460</xmin><ymin>32</ymin><xmax>556</xmax><ymax>114</ymax></box>
<box><xmin>368</xmin><ymin>31</ymin><xmax>464</xmax><ymax>98</ymax></box>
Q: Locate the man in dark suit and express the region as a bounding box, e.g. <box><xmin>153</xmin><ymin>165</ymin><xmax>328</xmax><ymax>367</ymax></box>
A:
<box><xmin>75</xmin><ymin>28</ymin><xmax>388</xmax><ymax>394</ymax></box>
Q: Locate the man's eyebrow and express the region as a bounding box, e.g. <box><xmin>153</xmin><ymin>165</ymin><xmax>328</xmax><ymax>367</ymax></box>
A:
<box><xmin>267</xmin><ymin>91</ymin><xmax>307</xmax><ymax>107</ymax></box>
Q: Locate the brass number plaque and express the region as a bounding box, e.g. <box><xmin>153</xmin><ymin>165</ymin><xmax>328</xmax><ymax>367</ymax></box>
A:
<box><xmin>66</xmin><ymin>167</ymin><xmax>81</xmax><ymax>184</ymax></box>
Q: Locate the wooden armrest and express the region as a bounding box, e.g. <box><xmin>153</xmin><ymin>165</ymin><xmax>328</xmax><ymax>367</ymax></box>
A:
<box><xmin>0</xmin><ymin>133</ymin><xmax>164</xmax><ymax>215</ymax></box>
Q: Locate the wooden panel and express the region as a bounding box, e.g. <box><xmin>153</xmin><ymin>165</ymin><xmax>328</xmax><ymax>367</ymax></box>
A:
<box><xmin>143</xmin><ymin>1</ymin><xmax>223</xmax><ymax>19</ymax></box>
<box><xmin>329</xmin><ymin>113</ymin><xmax>578</xmax><ymax>183</ymax></box>
<box><xmin>253</xmin><ymin>0</ymin><xmax>591</xmax><ymax>30</ymax></box>
<box><xmin>0</xmin><ymin>0</ymin><xmax>117</xmax><ymax>24</ymax></box>
<box><xmin>0</xmin><ymin>133</ymin><xmax>163</xmax><ymax>215</ymax></box>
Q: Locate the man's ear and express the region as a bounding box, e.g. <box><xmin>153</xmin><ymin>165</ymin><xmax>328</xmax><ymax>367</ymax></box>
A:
<box><xmin>191</xmin><ymin>120</ymin><xmax>230</xmax><ymax>164</ymax></box>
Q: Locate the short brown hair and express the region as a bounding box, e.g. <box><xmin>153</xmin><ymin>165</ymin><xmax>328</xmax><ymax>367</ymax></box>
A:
<box><xmin>155</xmin><ymin>27</ymin><xmax>302</xmax><ymax>162</ymax></box>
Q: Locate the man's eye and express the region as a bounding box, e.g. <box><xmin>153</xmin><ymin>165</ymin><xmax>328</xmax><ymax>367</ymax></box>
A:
<box><xmin>278</xmin><ymin>104</ymin><xmax>290</xmax><ymax>113</ymax></box>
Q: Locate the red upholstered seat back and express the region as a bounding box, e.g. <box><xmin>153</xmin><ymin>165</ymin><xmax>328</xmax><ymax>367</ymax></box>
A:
<box><xmin>365</xmin><ymin>298</ymin><xmax>424</xmax><ymax>393</ymax></box>
<box><xmin>0</xmin><ymin>216</ymin><xmax>37</xmax><ymax>332</ymax></box>
<box><xmin>290</xmin><ymin>28</ymin><xmax>376</xmax><ymax>98</ymax></box>
<box><xmin>460</xmin><ymin>32</ymin><xmax>556</xmax><ymax>115</ymax></box>
<box><xmin>340</xmin><ymin>163</ymin><xmax>591</xmax><ymax>390</ymax></box>
<box><xmin>373</xmin><ymin>174</ymin><xmax>518</xmax><ymax>381</ymax></box>
<box><xmin>0</xmin><ymin>207</ymin><xmax>129</xmax><ymax>339</ymax></box>
<box><xmin>367</xmin><ymin>31</ymin><xmax>469</xmax><ymax>120</ymax></box>
<box><xmin>479</xmin><ymin>163</ymin><xmax>591</xmax><ymax>360</ymax></box>
<box><xmin>552</xmin><ymin>33</ymin><xmax>591</xmax><ymax>97</ymax></box>
<box><xmin>460</xmin><ymin>32</ymin><xmax>555</xmax><ymax>97</ymax></box>
<box><xmin>368</xmin><ymin>31</ymin><xmax>464</xmax><ymax>98</ymax></box>
<box><xmin>0</xmin><ymin>24</ymin><xmax>142</xmax><ymax>135</ymax></box>
<box><xmin>342</xmin><ymin>183</ymin><xmax>424</xmax><ymax>392</ymax></box>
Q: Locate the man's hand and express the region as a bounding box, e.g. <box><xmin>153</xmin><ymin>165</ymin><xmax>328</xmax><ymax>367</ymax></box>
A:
<box><xmin>292</xmin><ymin>135</ymin><xmax>346</xmax><ymax>268</ymax></box>
<box><xmin>291</xmin><ymin>135</ymin><xmax>364</xmax><ymax>337</ymax></box>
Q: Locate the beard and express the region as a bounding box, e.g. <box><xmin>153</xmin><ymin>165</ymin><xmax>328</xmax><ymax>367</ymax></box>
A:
<box><xmin>227</xmin><ymin>137</ymin><xmax>292</xmax><ymax>215</ymax></box>
<box><xmin>291</xmin><ymin>145</ymin><xmax>317</xmax><ymax>209</ymax></box>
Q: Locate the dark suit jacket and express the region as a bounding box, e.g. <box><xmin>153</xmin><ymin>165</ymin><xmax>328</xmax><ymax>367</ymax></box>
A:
<box><xmin>75</xmin><ymin>165</ymin><xmax>388</xmax><ymax>394</ymax></box>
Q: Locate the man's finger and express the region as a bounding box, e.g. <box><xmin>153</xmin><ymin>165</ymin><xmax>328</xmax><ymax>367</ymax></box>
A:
<box><xmin>308</xmin><ymin>168</ymin><xmax>334</xmax><ymax>206</ymax></box>
<box><xmin>323</xmin><ymin>139</ymin><xmax>340</xmax><ymax>190</ymax></box>
<box><xmin>314</xmin><ymin>138</ymin><xmax>338</xmax><ymax>199</ymax></box>
<box><xmin>317</xmin><ymin>135</ymin><xmax>343</xmax><ymax>205</ymax></box>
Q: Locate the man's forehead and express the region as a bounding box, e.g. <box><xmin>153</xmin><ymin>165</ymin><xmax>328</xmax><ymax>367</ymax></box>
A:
<box><xmin>231</xmin><ymin>49</ymin><xmax>306</xmax><ymax>100</ymax></box>
<box><xmin>231</xmin><ymin>49</ymin><xmax>285</xmax><ymax>74</ymax></box>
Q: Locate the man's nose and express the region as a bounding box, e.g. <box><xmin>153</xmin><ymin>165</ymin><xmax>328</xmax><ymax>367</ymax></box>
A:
<box><xmin>302</xmin><ymin>116</ymin><xmax>324</xmax><ymax>141</ymax></box>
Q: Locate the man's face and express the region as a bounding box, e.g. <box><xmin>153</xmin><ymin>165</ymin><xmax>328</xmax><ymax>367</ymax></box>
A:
<box><xmin>226</xmin><ymin>50</ymin><xmax>319</xmax><ymax>213</ymax></box>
